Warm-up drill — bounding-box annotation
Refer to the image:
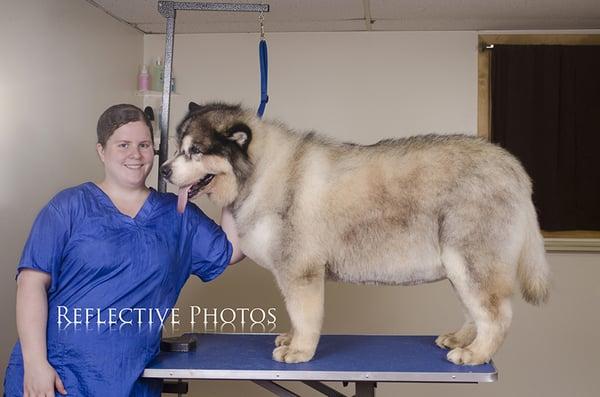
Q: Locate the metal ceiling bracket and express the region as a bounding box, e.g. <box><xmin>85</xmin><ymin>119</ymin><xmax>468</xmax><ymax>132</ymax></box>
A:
<box><xmin>161</xmin><ymin>1</ymin><xmax>269</xmax><ymax>13</ymax></box>
<box><xmin>158</xmin><ymin>1</ymin><xmax>175</xmax><ymax>18</ymax></box>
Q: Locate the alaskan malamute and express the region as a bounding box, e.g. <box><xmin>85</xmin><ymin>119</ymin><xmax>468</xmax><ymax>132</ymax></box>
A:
<box><xmin>161</xmin><ymin>102</ymin><xmax>549</xmax><ymax>365</ymax></box>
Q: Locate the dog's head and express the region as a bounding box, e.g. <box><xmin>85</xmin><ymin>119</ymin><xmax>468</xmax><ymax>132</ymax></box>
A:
<box><xmin>161</xmin><ymin>102</ymin><xmax>255</xmax><ymax>211</ymax></box>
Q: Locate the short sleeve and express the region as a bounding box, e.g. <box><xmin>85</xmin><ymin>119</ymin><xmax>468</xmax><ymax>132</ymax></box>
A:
<box><xmin>190</xmin><ymin>212</ymin><xmax>233</xmax><ymax>282</ymax></box>
<box><xmin>17</xmin><ymin>203</ymin><xmax>69</xmax><ymax>286</ymax></box>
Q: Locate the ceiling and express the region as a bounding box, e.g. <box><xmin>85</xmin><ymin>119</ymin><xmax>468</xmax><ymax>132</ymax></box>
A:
<box><xmin>87</xmin><ymin>0</ymin><xmax>600</xmax><ymax>34</ymax></box>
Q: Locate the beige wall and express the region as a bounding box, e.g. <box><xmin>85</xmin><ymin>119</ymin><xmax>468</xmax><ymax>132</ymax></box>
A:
<box><xmin>1</xmin><ymin>3</ymin><xmax>599</xmax><ymax>396</ymax></box>
<box><xmin>0</xmin><ymin>0</ymin><xmax>143</xmax><ymax>392</ymax></box>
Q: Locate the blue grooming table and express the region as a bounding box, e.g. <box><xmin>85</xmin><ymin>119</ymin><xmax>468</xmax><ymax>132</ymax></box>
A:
<box><xmin>143</xmin><ymin>333</ymin><xmax>497</xmax><ymax>396</ymax></box>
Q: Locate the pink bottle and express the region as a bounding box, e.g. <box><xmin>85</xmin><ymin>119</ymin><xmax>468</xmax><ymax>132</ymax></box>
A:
<box><xmin>138</xmin><ymin>64</ymin><xmax>150</xmax><ymax>91</ymax></box>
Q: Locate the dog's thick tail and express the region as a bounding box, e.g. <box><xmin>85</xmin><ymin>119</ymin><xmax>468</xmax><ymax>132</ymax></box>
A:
<box><xmin>517</xmin><ymin>201</ymin><xmax>550</xmax><ymax>305</ymax></box>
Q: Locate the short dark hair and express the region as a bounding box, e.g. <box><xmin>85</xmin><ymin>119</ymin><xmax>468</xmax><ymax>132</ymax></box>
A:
<box><xmin>96</xmin><ymin>104</ymin><xmax>153</xmax><ymax>147</ymax></box>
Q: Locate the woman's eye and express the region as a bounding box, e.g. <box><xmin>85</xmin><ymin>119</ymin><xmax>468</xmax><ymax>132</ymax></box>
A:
<box><xmin>118</xmin><ymin>143</ymin><xmax>128</xmax><ymax>148</ymax></box>
<box><xmin>140</xmin><ymin>143</ymin><xmax>151</xmax><ymax>149</ymax></box>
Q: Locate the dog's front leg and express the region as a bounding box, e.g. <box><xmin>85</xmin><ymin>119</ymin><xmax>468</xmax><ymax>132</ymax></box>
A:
<box><xmin>274</xmin><ymin>330</ymin><xmax>294</xmax><ymax>347</ymax></box>
<box><xmin>273</xmin><ymin>267</ymin><xmax>324</xmax><ymax>363</ymax></box>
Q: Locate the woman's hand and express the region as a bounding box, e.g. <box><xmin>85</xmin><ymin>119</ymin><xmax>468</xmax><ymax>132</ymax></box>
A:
<box><xmin>17</xmin><ymin>270</ymin><xmax>66</xmax><ymax>396</ymax></box>
<box><xmin>23</xmin><ymin>360</ymin><xmax>67</xmax><ymax>396</ymax></box>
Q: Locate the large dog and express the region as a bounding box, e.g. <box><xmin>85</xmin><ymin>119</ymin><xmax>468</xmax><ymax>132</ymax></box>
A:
<box><xmin>161</xmin><ymin>102</ymin><xmax>550</xmax><ymax>365</ymax></box>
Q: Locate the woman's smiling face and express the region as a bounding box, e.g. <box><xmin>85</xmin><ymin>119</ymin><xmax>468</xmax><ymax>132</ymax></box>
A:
<box><xmin>96</xmin><ymin>121</ymin><xmax>154</xmax><ymax>189</ymax></box>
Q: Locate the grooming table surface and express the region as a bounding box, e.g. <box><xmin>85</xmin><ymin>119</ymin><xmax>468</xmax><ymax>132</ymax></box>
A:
<box><xmin>143</xmin><ymin>333</ymin><xmax>497</xmax><ymax>383</ymax></box>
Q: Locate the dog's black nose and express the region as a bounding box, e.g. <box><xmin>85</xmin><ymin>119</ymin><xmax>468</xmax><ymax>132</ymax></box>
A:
<box><xmin>160</xmin><ymin>165</ymin><xmax>172</xmax><ymax>180</ymax></box>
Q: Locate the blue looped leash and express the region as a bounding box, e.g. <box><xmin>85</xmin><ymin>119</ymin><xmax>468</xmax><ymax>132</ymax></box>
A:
<box><xmin>257</xmin><ymin>38</ymin><xmax>268</xmax><ymax>118</ymax></box>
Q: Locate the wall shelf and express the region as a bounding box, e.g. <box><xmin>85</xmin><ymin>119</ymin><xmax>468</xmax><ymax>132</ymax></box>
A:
<box><xmin>136</xmin><ymin>90</ymin><xmax>180</xmax><ymax>96</ymax></box>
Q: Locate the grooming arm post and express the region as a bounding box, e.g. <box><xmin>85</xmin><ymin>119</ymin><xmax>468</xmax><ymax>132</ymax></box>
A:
<box><xmin>156</xmin><ymin>1</ymin><xmax>270</xmax><ymax>192</ymax></box>
<box><xmin>158</xmin><ymin>1</ymin><xmax>175</xmax><ymax>192</ymax></box>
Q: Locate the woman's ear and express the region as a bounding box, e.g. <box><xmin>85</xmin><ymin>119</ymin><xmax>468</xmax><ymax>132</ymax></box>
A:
<box><xmin>96</xmin><ymin>143</ymin><xmax>105</xmax><ymax>163</ymax></box>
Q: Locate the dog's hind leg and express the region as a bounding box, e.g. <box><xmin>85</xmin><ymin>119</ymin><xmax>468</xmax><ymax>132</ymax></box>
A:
<box><xmin>441</xmin><ymin>247</ymin><xmax>514</xmax><ymax>365</ymax></box>
<box><xmin>435</xmin><ymin>314</ymin><xmax>477</xmax><ymax>350</ymax></box>
<box><xmin>436</xmin><ymin>279</ymin><xmax>478</xmax><ymax>349</ymax></box>
<box><xmin>272</xmin><ymin>266</ymin><xmax>325</xmax><ymax>363</ymax></box>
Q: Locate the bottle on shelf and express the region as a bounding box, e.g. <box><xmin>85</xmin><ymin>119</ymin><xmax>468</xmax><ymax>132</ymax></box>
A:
<box><xmin>138</xmin><ymin>64</ymin><xmax>150</xmax><ymax>91</ymax></box>
<box><xmin>150</xmin><ymin>58</ymin><xmax>164</xmax><ymax>91</ymax></box>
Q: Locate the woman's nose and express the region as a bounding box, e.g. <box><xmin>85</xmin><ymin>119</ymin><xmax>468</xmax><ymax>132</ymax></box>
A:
<box><xmin>129</xmin><ymin>147</ymin><xmax>142</xmax><ymax>158</ymax></box>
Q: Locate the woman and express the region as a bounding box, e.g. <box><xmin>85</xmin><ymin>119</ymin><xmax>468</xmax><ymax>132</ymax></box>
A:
<box><xmin>4</xmin><ymin>104</ymin><xmax>244</xmax><ymax>396</ymax></box>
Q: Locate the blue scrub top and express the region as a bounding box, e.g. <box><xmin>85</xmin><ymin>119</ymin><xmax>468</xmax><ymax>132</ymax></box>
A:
<box><xmin>4</xmin><ymin>182</ymin><xmax>232</xmax><ymax>396</ymax></box>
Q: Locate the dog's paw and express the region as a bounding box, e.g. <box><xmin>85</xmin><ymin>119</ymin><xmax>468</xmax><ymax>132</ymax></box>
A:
<box><xmin>446</xmin><ymin>347</ymin><xmax>490</xmax><ymax>366</ymax></box>
<box><xmin>272</xmin><ymin>346</ymin><xmax>315</xmax><ymax>363</ymax></box>
<box><xmin>436</xmin><ymin>333</ymin><xmax>462</xmax><ymax>350</ymax></box>
<box><xmin>275</xmin><ymin>333</ymin><xmax>293</xmax><ymax>347</ymax></box>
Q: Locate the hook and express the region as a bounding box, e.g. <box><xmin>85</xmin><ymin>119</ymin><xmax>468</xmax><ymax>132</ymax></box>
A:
<box><xmin>259</xmin><ymin>9</ymin><xmax>265</xmax><ymax>39</ymax></box>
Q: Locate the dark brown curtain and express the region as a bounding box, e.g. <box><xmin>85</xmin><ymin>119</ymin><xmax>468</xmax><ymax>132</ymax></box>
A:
<box><xmin>491</xmin><ymin>45</ymin><xmax>600</xmax><ymax>231</ymax></box>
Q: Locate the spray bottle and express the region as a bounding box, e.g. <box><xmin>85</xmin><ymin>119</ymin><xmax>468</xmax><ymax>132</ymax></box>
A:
<box><xmin>137</xmin><ymin>64</ymin><xmax>150</xmax><ymax>91</ymax></box>
<box><xmin>151</xmin><ymin>58</ymin><xmax>164</xmax><ymax>91</ymax></box>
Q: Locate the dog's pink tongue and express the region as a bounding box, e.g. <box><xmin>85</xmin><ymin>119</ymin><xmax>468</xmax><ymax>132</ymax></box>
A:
<box><xmin>177</xmin><ymin>185</ymin><xmax>191</xmax><ymax>213</ymax></box>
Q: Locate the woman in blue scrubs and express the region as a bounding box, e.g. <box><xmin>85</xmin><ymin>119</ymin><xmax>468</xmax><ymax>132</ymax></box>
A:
<box><xmin>4</xmin><ymin>104</ymin><xmax>244</xmax><ymax>396</ymax></box>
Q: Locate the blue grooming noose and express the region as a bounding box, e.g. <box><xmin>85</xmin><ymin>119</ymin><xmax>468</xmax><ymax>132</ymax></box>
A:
<box><xmin>257</xmin><ymin>12</ymin><xmax>268</xmax><ymax>118</ymax></box>
<box><xmin>257</xmin><ymin>39</ymin><xmax>269</xmax><ymax>117</ymax></box>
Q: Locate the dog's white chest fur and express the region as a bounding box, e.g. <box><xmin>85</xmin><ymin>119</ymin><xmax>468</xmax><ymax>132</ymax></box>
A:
<box><xmin>239</xmin><ymin>215</ymin><xmax>279</xmax><ymax>270</ymax></box>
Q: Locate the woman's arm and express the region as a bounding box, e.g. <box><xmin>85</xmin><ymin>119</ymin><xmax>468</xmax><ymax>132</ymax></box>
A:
<box><xmin>220</xmin><ymin>207</ymin><xmax>245</xmax><ymax>265</ymax></box>
<box><xmin>17</xmin><ymin>269</ymin><xmax>67</xmax><ymax>396</ymax></box>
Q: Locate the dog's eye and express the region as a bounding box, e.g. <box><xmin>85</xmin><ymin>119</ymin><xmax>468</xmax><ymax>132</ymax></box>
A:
<box><xmin>189</xmin><ymin>145</ymin><xmax>202</xmax><ymax>155</ymax></box>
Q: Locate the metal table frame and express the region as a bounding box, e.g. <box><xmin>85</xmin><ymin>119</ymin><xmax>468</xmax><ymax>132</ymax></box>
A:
<box><xmin>143</xmin><ymin>333</ymin><xmax>497</xmax><ymax>397</ymax></box>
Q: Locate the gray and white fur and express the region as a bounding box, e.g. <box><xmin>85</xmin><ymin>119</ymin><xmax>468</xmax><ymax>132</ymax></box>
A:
<box><xmin>161</xmin><ymin>102</ymin><xmax>550</xmax><ymax>365</ymax></box>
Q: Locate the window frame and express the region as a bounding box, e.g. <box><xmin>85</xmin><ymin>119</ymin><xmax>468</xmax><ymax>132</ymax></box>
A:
<box><xmin>478</xmin><ymin>34</ymin><xmax>600</xmax><ymax>252</ymax></box>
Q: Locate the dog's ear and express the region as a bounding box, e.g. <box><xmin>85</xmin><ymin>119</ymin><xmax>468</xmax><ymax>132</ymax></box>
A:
<box><xmin>226</xmin><ymin>123</ymin><xmax>252</xmax><ymax>151</ymax></box>
<box><xmin>188</xmin><ymin>102</ymin><xmax>203</xmax><ymax>113</ymax></box>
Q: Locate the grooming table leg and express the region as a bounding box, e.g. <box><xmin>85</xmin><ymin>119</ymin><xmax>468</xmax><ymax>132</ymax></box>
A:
<box><xmin>161</xmin><ymin>379</ymin><xmax>188</xmax><ymax>396</ymax></box>
<box><xmin>302</xmin><ymin>381</ymin><xmax>347</xmax><ymax>397</ymax></box>
<box><xmin>253</xmin><ymin>380</ymin><xmax>301</xmax><ymax>397</ymax></box>
<box><xmin>355</xmin><ymin>381</ymin><xmax>376</xmax><ymax>397</ymax></box>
